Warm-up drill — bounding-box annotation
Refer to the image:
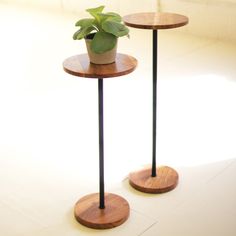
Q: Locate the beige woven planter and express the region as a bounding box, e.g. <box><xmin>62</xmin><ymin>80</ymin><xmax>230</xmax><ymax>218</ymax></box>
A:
<box><xmin>85</xmin><ymin>35</ymin><xmax>118</xmax><ymax>65</ymax></box>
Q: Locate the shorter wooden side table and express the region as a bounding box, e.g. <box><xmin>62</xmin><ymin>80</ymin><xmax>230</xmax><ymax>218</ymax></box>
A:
<box><xmin>123</xmin><ymin>13</ymin><xmax>189</xmax><ymax>193</ymax></box>
<box><xmin>63</xmin><ymin>54</ymin><xmax>137</xmax><ymax>229</ymax></box>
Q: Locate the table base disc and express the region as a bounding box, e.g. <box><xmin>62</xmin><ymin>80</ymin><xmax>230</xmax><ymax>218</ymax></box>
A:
<box><xmin>74</xmin><ymin>193</ymin><xmax>130</xmax><ymax>229</ymax></box>
<box><xmin>129</xmin><ymin>166</ymin><xmax>178</xmax><ymax>193</ymax></box>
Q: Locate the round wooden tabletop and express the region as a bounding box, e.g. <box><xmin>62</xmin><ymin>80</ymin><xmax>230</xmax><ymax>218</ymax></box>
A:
<box><xmin>63</xmin><ymin>53</ymin><xmax>137</xmax><ymax>79</ymax></box>
<box><xmin>123</xmin><ymin>12</ymin><xmax>188</xmax><ymax>30</ymax></box>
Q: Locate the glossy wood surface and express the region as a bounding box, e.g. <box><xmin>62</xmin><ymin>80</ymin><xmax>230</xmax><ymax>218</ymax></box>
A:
<box><xmin>129</xmin><ymin>166</ymin><xmax>178</xmax><ymax>193</ymax></box>
<box><xmin>63</xmin><ymin>53</ymin><xmax>137</xmax><ymax>79</ymax></box>
<box><xmin>74</xmin><ymin>193</ymin><xmax>130</xmax><ymax>229</ymax></box>
<box><xmin>123</xmin><ymin>12</ymin><xmax>188</xmax><ymax>30</ymax></box>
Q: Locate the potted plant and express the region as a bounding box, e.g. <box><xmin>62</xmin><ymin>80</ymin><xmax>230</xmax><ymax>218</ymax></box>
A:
<box><xmin>73</xmin><ymin>5</ymin><xmax>129</xmax><ymax>64</ymax></box>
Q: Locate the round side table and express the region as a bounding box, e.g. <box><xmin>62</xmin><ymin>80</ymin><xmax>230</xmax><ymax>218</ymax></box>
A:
<box><xmin>123</xmin><ymin>13</ymin><xmax>189</xmax><ymax>193</ymax></box>
<box><xmin>63</xmin><ymin>53</ymin><xmax>137</xmax><ymax>229</ymax></box>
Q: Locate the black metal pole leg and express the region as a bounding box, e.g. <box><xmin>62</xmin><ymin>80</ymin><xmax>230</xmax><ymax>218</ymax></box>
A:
<box><xmin>152</xmin><ymin>30</ymin><xmax>158</xmax><ymax>177</ymax></box>
<box><xmin>98</xmin><ymin>79</ymin><xmax>105</xmax><ymax>209</ymax></box>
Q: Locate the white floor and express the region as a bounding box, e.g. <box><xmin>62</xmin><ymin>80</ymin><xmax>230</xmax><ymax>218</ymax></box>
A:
<box><xmin>0</xmin><ymin>3</ymin><xmax>236</xmax><ymax>236</ymax></box>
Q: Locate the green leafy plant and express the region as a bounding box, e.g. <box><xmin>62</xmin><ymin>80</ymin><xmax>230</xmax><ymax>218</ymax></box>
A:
<box><xmin>73</xmin><ymin>5</ymin><xmax>129</xmax><ymax>54</ymax></box>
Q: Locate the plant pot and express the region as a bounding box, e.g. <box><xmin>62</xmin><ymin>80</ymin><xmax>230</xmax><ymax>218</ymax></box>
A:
<box><xmin>85</xmin><ymin>34</ymin><xmax>117</xmax><ymax>65</ymax></box>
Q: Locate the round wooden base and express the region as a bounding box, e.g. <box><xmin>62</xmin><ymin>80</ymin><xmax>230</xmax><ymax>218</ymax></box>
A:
<box><xmin>74</xmin><ymin>193</ymin><xmax>130</xmax><ymax>229</ymax></box>
<box><xmin>129</xmin><ymin>166</ymin><xmax>179</xmax><ymax>193</ymax></box>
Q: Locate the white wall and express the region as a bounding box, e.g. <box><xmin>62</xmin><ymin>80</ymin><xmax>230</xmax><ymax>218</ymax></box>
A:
<box><xmin>0</xmin><ymin>0</ymin><xmax>157</xmax><ymax>15</ymax></box>
<box><xmin>61</xmin><ymin>0</ymin><xmax>157</xmax><ymax>15</ymax></box>
<box><xmin>2</xmin><ymin>0</ymin><xmax>236</xmax><ymax>42</ymax></box>
<box><xmin>160</xmin><ymin>0</ymin><xmax>236</xmax><ymax>42</ymax></box>
<box><xmin>0</xmin><ymin>0</ymin><xmax>63</xmax><ymax>10</ymax></box>
<box><xmin>118</xmin><ymin>0</ymin><xmax>157</xmax><ymax>15</ymax></box>
<box><xmin>61</xmin><ymin>0</ymin><xmax>120</xmax><ymax>15</ymax></box>
<box><xmin>61</xmin><ymin>0</ymin><xmax>157</xmax><ymax>14</ymax></box>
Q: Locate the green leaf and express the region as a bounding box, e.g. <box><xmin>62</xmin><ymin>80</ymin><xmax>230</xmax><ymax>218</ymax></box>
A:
<box><xmin>73</xmin><ymin>26</ymin><xmax>95</xmax><ymax>40</ymax></box>
<box><xmin>86</xmin><ymin>5</ymin><xmax>105</xmax><ymax>22</ymax></box>
<box><xmin>90</xmin><ymin>32</ymin><xmax>117</xmax><ymax>54</ymax></box>
<box><xmin>73</xmin><ymin>29</ymin><xmax>81</xmax><ymax>40</ymax></box>
<box><xmin>105</xmin><ymin>12</ymin><xmax>122</xmax><ymax>22</ymax></box>
<box><xmin>102</xmin><ymin>20</ymin><xmax>129</xmax><ymax>37</ymax></box>
<box><xmin>97</xmin><ymin>13</ymin><xmax>112</xmax><ymax>23</ymax></box>
<box><xmin>75</xmin><ymin>18</ymin><xmax>95</xmax><ymax>27</ymax></box>
<box><xmin>97</xmin><ymin>12</ymin><xmax>121</xmax><ymax>23</ymax></box>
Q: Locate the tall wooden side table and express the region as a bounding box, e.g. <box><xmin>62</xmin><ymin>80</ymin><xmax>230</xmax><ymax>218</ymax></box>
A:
<box><xmin>63</xmin><ymin>53</ymin><xmax>137</xmax><ymax>229</ymax></box>
<box><xmin>123</xmin><ymin>13</ymin><xmax>188</xmax><ymax>193</ymax></box>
